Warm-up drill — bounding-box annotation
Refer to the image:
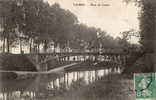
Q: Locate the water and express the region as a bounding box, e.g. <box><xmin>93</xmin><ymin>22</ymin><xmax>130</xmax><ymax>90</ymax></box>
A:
<box><xmin>0</xmin><ymin>67</ymin><xmax>121</xmax><ymax>100</ymax></box>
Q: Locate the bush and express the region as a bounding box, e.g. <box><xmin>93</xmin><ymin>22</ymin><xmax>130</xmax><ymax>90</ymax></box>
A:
<box><xmin>123</xmin><ymin>53</ymin><xmax>154</xmax><ymax>75</ymax></box>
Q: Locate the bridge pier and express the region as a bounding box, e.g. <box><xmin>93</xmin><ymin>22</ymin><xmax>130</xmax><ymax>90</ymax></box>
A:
<box><xmin>35</xmin><ymin>54</ymin><xmax>41</xmax><ymax>71</ymax></box>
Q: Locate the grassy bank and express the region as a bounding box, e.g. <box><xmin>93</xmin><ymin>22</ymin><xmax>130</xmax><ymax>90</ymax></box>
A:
<box><xmin>123</xmin><ymin>53</ymin><xmax>154</xmax><ymax>74</ymax></box>
<box><xmin>0</xmin><ymin>53</ymin><xmax>36</xmax><ymax>71</ymax></box>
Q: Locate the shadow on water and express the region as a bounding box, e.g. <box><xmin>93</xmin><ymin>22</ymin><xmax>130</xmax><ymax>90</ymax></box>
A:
<box><xmin>0</xmin><ymin>67</ymin><xmax>121</xmax><ymax>100</ymax></box>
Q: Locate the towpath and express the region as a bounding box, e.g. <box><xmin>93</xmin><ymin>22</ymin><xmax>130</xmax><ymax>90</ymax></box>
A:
<box><xmin>0</xmin><ymin>63</ymin><xmax>79</xmax><ymax>75</ymax></box>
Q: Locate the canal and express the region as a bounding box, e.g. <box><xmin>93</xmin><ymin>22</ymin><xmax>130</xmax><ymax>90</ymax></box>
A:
<box><xmin>0</xmin><ymin>66</ymin><xmax>121</xmax><ymax>100</ymax></box>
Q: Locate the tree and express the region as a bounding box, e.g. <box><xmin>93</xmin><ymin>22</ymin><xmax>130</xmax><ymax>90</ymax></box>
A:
<box><xmin>21</xmin><ymin>2</ymin><xmax>78</xmax><ymax>53</ymax></box>
<box><xmin>50</xmin><ymin>3</ymin><xmax>78</xmax><ymax>50</ymax></box>
<box><xmin>138</xmin><ymin>1</ymin><xmax>155</xmax><ymax>53</ymax></box>
<box><xmin>123</xmin><ymin>0</ymin><xmax>156</xmax><ymax>72</ymax></box>
<box><xmin>123</xmin><ymin>0</ymin><xmax>156</xmax><ymax>53</ymax></box>
<box><xmin>69</xmin><ymin>24</ymin><xmax>98</xmax><ymax>51</ymax></box>
<box><xmin>0</xmin><ymin>0</ymin><xmax>18</xmax><ymax>53</ymax></box>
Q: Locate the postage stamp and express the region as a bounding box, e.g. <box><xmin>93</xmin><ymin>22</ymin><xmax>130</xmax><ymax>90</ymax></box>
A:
<box><xmin>134</xmin><ymin>73</ymin><xmax>156</xmax><ymax>99</ymax></box>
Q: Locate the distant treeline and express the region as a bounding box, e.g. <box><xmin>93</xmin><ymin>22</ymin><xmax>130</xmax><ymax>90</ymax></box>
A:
<box><xmin>0</xmin><ymin>0</ymin><xmax>139</xmax><ymax>54</ymax></box>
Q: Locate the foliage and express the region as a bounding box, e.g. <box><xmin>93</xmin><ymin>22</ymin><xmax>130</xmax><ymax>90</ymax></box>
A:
<box><xmin>123</xmin><ymin>0</ymin><xmax>156</xmax><ymax>72</ymax></box>
<box><xmin>123</xmin><ymin>53</ymin><xmax>154</xmax><ymax>74</ymax></box>
<box><xmin>0</xmin><ymin>1</ymin><xmax>18</xmax><ymax>52</ymax></box>
<box><xmin>123</xmin><ymin>0</ymin><xmax>156</xmax><ymax>53</ymax></box>
<box><xmin>138</xmin><ymin>1</ymin><xmax>156</xmax><ymax>53</ymax></box>
<box><xmin>0</xmin><ymin>0</ymin><xmax>135</xmax><ymax>53</ymax></box>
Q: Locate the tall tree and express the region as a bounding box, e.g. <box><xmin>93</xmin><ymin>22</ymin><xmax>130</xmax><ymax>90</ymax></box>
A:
<box><xmin>138</xmin><ymin>0</ymin><xmax>155</xmax><ymax>53</ymax></box>
<box><xmin>0</xmin><ymin>0</ymin><xmax>17</xmax><ymax>53</ymax></box>
<box><xmin>50</xmin><ymin>3</ymin><xmax>78</xmax><ymax>49</ymax></box>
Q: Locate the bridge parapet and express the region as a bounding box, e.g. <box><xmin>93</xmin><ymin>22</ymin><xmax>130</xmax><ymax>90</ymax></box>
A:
<box><xmin>23</xmin><ymin>52</ymin><xmax>128</xmax><ymax>72</ymax></box>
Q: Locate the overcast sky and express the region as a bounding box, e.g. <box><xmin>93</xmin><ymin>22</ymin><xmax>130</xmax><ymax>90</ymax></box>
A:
<box><xmin>45</xmin><ymin>0</ymin><xmax>140</xmax><ymax>39</ymax></box>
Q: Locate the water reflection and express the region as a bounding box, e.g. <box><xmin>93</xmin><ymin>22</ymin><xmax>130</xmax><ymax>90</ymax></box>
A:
<box><xmin>0</xmin><ymin>67</ymin><xmax>121</xmax><ymax>100</ymax></box>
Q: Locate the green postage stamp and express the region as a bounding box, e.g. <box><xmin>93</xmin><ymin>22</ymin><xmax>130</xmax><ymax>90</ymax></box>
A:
<box><xmin>134</xmin><ymin>73</ymin><xmax>156</xmax><ymax>99</ymax></box>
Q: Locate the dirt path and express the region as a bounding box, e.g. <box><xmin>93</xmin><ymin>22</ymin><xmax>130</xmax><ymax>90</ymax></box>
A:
<box><xmin>0</xmin><ymin>63</ymin><xmax>79</xmax><ymax>75</ymax></box>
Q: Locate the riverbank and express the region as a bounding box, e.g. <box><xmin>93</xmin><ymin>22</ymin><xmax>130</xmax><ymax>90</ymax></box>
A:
<box><xmin>52</xmin><ymin>74</ymin><xmax>135</xmax><ymax>100</ymax></box>
<box><xmin>0</xmin><ymin>53</ymin><xmax>36</xmax><ymax>71</ymax></box>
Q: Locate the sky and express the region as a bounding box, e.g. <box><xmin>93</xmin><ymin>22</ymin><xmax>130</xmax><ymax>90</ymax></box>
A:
<box><xmin>45</xmin><ymin>0</ymin><xmax>140</xmax><ymax>41</ymax></box>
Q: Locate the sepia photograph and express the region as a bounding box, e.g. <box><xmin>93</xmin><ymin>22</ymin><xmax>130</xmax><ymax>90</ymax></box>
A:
<box><xmin>0</xmin><ymin>0</ymin><xmax>156</xmax><ymax>100</ymax></box>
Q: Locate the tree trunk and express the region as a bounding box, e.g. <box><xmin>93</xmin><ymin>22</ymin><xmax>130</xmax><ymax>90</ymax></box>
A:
<box><xmin>37</xmin><ymin>44</ymin><xmax>40</xmax><ymax>53</ymax></box>
<box><xmin>29</xmin><ymin>39</ymin><xmax>32</xmax><ymax>53</ymax></box>
<box><xmin>2</xmin><ymin>38</ymin><xmax>5</xmax><ymax>53</ymax></box>
<box><xmin>43</xmin><ymin>40</ymin><xmax>47</xmax><ymax>53</ymax></box>
<box><xmin>6</xmin><ymin>37</ymin><xmax>10</xmax><ymax>53</ymax></box>
<box><xmin>19</xmin><ymin>38</ymin><xmax>23</xmax><ymax>54</ymax></box>
<box><xmin>53</xmin><ymin>42</ymin><xmax>56</xmax><ymax>53</ymax></box>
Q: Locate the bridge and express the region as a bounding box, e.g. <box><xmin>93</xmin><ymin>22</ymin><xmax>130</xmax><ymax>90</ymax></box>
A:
<box><xmin>18</xmin><ymin>51</ymin><xmax>128</xmax><ymax>72</ymax></box>
<box><xmin>0</xmin><ymin>51</ymin><xmax>139</xmax><ymax>100</ymax></box>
